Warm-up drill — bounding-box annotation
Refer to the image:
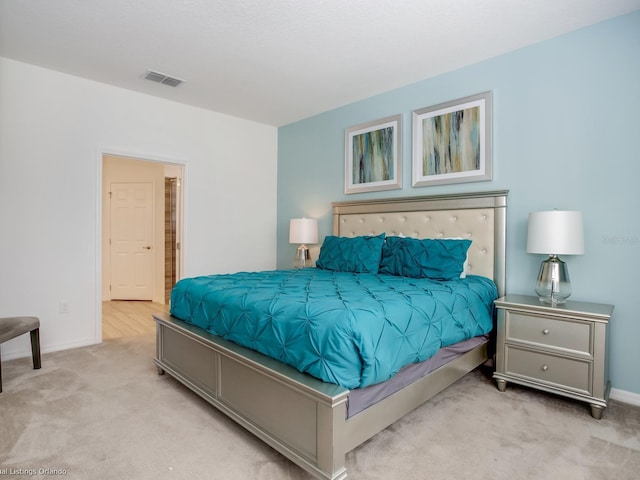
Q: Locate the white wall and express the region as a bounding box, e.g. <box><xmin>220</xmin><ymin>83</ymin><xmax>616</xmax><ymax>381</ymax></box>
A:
<box><xmin>0</xmin><ymin>57</ymin><xmax>278</xmax><ymax>359</ymax></box>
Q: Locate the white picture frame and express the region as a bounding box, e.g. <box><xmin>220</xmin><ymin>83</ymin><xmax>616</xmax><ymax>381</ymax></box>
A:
<box><xmin>345</xmin><ymin>114</ymin><xmax>402</xmax><ymax>194</ymax></box>
<box><xmin>412</xmin><ymin>92</ymin><xmax>492</xmax><ymax>187</ymax></box>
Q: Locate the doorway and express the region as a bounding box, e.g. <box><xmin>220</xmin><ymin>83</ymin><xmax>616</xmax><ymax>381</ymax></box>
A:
<box><xmin>100</xmin><ymin>153</ymin><xmax>184</xmax><ymax>340</ymax></box>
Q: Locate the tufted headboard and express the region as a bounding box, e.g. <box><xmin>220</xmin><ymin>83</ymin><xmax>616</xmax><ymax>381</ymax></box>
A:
<box><xmin>332</xmin><ymin>190</ymin><xmax>508</xmax><ymax>296</ymax></box>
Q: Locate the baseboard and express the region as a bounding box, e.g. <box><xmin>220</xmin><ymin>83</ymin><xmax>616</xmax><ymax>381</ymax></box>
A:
<box><xmin>610</xmin><ymin>388</ymin><xmax>640</xmax><ymax>407</ymax></box>
<box><xmin>1</xmin><ymin>338</ymin><xmax>97</xmax><ymax>362</ymax></box>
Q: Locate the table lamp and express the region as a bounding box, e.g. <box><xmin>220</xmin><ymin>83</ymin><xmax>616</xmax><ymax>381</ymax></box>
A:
<box><xmin>527</xmin><ymin>210</ymin><xmax>584</xmax><ymax>304</ymax></box>
<box><xmin>289</xmin><ymin>218</ymin><xmax>318</xmax><ymax>268</ymax></box>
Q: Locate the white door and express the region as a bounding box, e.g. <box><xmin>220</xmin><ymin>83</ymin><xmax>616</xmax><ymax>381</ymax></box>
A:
<box><xmin>109</xmin><ymin>182</ymin><xmax>154</xmax><ymax>300</ymax></box>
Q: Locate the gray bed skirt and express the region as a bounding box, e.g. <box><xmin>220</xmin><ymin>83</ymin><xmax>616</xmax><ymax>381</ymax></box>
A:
<box><xmin>347</xmin><ymin>335</ymin><xmax>489</xmax><ymax>416</ymax></box>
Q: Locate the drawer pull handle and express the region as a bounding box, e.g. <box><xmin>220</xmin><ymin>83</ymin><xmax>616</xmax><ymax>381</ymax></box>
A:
<box><xmin>541</xmin><ymin>365</ymin><xmax>549</xmax><ymax>372</ymax></box>
<box><xmin>542</xmin><ymin>329</ymin><xmax>550</xmax><ymax>335</ymax></box>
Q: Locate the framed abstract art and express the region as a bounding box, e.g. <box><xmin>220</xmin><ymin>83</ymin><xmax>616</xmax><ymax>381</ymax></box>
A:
<box><xmin>412</xmin><ymin>92</ymin><xmax>492</xmax><ymax>187</ymax></box>
<box><xmin>345</xmin><ymin>114</ymin><xmax>402</xmax><ymax>194</ymax></box>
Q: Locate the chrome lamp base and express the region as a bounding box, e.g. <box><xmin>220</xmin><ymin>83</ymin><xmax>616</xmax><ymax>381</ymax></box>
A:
<box><xmin>294</xmin><ymin>244</ymin><xmax>311</xmax><ymax>269</ymax></box>
<box><xmin>535</xmin><ymin>255</ymin><xmax>572</xmax><ymax>304</ymax></box>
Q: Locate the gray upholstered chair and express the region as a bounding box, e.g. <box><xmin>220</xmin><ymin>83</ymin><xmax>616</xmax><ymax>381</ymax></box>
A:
<box><xmin>0</xmin><ymin>316</ymin><xmax>41</xmax><ymax>392</ymax></box>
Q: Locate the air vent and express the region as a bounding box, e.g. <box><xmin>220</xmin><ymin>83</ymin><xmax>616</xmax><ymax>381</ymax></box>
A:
<box><xmin>144</xmin><ymin>70</ymin><xmax>184</xmax><ymax>87</ymax></box>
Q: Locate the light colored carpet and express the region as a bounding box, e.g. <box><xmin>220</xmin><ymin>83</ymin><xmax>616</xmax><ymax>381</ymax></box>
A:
<box><xmin>1</xmin><ymin>334</ymin><xmax>639</xmax><ymax>480</ymax></box>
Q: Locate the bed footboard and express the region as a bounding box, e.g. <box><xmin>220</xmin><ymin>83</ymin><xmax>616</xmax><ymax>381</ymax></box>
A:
<box><xmin>153</xmin><ymin>313</ymin><xmax>350</xmax><ymax>480</ymax></box>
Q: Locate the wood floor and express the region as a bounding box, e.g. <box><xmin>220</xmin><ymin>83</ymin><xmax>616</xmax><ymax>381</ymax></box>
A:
<box><xmin>102</xmin><ymin>300</ymin><xmax>169</xmax><ymax>340</ymax></box>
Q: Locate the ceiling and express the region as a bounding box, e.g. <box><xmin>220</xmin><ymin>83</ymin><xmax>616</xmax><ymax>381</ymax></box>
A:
<box><xmin>1</xmin><ymin>0</ymin><xmax>639</xmax><ymax>126</ymax></box>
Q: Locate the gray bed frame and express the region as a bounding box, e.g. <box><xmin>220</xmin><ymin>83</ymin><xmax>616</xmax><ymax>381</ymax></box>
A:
<box><xmin>153</xmin><ymin>190</ymin><xmax>507</xmax><ymax>480</ymax></box>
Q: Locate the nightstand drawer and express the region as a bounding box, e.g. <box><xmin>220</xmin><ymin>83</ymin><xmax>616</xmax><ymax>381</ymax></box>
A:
<box><xmin>505</xmin><ymin>346</ymin><xmax>591</xmax><ymax>395</ymax></box>
<box><xmin>507</xmin><ymin>312</ymin><xmax>592</xmax><ymax>355</ymax></box>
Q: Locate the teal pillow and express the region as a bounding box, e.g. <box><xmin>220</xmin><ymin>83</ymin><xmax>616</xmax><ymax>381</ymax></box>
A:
<box><xmin>379</xmin><ymin>237</ymin><xmax>471</xmax><ymax>280</ymax></box>
<box><xmin>316</xmin><ymin>234</ymin><xmax>385</xmax><ymax>273</ymax></box>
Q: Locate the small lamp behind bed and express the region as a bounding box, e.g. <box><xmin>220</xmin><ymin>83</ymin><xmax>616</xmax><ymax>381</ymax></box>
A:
<box><xmin>289</xmin><ymin>217</ymin><xmax>318</xmax><ymax>268</ymax></box>
<box><xmin>527</xmin><ymin>210</ymin><xmax>584</xmax><ymax>304</ymax></box>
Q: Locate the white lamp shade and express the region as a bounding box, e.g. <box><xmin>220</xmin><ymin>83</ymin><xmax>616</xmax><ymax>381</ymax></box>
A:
<box><xmin>289</xmin><ymin>218</ymin><xmax>318</xmax><ymax>244</ymax></box>
<box><xmin>527</xmin><ymin>210</ymin><xmax>584</xmax><ymax>255</ymax></box>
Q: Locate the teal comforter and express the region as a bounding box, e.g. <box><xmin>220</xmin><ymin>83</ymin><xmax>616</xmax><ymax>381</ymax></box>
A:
<box><xmin>170</xmin><ymin>268</ymin><xmax>497</xmax><ymax>389</ymax></box>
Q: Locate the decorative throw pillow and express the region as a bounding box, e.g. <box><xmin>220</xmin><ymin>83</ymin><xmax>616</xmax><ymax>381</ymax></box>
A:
<box><xmin>316</xmin><ymin>234</ymin><xmax>385</xmax><ymax>273</ymax></box>
<box><xmin>379</xmin><ymin>237</ymin><xmax>472</xmax><ymax>280</ymax></box>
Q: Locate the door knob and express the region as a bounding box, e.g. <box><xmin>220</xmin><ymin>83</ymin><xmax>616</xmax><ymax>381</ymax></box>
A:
<box><xmin>142</xmin><ymin>246</ymin><xmax>151</xmax><ymax>250</ymax></box>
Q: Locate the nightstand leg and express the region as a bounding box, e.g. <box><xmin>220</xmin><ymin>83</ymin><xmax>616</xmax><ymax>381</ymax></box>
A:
<box><xmin>157</xmin><ymin>366</ymin><xmax>165</xmax><ymax>375</ymax></box>
<box><xmin>496</xmin><ymin>379</ymin><xmax>507</xmax><ymax>392</ymax></box>
<box><xmin>590</xmin><ymin>404</ymin><xmax>604</xmax><ymax>420</ymax></box>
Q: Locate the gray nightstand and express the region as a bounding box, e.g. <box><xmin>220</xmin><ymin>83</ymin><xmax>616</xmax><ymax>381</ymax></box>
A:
<box><xmin>493</xmin><ymin>294</ymin><xmax>614</xmax><ymax>419</ymax></box>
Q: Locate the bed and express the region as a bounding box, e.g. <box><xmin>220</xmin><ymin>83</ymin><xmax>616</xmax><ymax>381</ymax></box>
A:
<box><xmin>153</xmin><ymin>190</ymin><xmax>507</xmax><ymax>480</ymax></box>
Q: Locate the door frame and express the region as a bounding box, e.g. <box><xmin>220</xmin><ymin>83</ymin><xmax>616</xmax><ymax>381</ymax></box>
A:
<box><xmin>95</xmin><ymin>147</ymin><xmax>186</xmax><ymax>343</ymax></box>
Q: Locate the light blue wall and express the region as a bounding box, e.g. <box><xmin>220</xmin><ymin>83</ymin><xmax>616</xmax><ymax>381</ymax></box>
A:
<box><xmin>277</xmin><ymin>11</ymin><xmax>640</xmax><ymax>395</ymax></box>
